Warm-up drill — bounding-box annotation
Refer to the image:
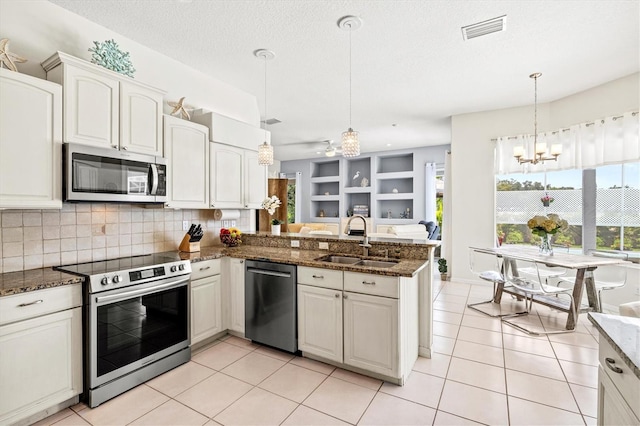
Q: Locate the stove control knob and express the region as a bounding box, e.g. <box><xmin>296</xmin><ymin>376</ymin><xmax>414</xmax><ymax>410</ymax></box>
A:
<box><xmin>178</xmin><ymin>264</ymin><xmax>185</xmax><ymax>271</ymax></box>
<box><xmin>112</xmin><ymin>275</ymin><xmax>121</xmax><ymax>283</ymax></box>
<box><xmin>170</xmin><ymin>265</ymin><xmax>177</xmax><ymax>272</ymax></box>
<box><xmin>101</xmin><ymin>277</ymin><xmax>109</xmax><ymax>286</ymax></box>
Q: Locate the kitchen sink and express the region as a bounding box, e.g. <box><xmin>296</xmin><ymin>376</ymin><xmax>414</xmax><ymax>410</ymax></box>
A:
<box><xmin>315</xmin><ymin>255</ymin><xmax>399</xmax><ymax>268</ymax></box>
<box><xmin>316</xmin><ymin>255</ymin><xmax>361</xmax><ymax>264</ymax></box>
<box><xmin>356</xmin><ymin>259</ymin><xmax>399</xmax><ymax>268</ymax></box>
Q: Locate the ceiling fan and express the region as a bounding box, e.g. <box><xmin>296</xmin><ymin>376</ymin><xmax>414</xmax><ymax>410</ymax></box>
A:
<box><xmin>283</xmin><ymin>139</ymin><xmax>343</xmax><ymax>157</ymax></box>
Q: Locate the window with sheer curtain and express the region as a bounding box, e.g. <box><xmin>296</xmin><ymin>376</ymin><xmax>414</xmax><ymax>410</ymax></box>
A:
<box><xmin>494</xmin><ymin>111</ymin><xmax>639</xmax><ymax>252</ymax></box>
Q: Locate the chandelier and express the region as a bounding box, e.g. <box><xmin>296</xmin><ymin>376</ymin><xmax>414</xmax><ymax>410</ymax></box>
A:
<box><xmin>255</xmin><ymin>49</ymin><xmax>275</xmax><ymax>166</ymax></box>
<box><xmin>513</xmin><ymin>73</ymin><xmax>562</xmax><ymax>165</ymax></box>
<box><xmin>338</xmin><ymin>15</ymin><xmax>362</xmax><ymax>158</ymax></box>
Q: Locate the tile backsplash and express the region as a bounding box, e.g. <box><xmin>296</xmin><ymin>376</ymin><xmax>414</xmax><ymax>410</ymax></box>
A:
<box><xmin>0</xmin><ymin>204</ymin><xmax>251</xmax><ymax>273</ymax></box>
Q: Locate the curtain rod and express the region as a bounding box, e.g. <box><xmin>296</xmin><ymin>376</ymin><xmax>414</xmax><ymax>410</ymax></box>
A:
<box><xmin>490</xmin><ymin>111</ymin><xmax>638</xmax><ymax>142</ymax></box>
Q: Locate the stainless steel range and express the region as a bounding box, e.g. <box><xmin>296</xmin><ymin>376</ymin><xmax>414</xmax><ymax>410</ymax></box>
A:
<box><xmin>56</xmin><ymin>253</ymin><xmax>192</xmax><ymax>407</ymax></box>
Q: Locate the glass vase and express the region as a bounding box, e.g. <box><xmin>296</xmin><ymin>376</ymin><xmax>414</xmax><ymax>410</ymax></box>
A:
<box><xmin>539</xmin><ymin>233</ymin><xmax>553</xmax><ymax>256</ymax></box>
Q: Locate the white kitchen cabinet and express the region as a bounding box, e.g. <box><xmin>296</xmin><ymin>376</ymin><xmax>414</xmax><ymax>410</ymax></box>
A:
<box><xmin>0</xmin><ymin>285</ymin><xmax>82</xmax><ymax>425</ymax></box>
<box><xmin>298</xmin><ymin>284</ymin><xmax>343</xmax><ymax>362</ymax></box>
<box><xmin>226</xmin><ymin>257</ymin><xmax>246</xmax><ymax>334</ymax></box>
<box><xmin>0</xmin><ymin>68</ymin><xmax>62</xmax><ymax>209</ymax></box>
<box><xmin>209</xmin><ymin>143</ymin><xmax>266</xmax><ymax>209</ymax></box>
<box><xmin>297</xmin><ymin>266</ymin><xmax>417</xmax><ymax>384</ymax></box>
<box><xmin>596</xmin><ymin>331</ymin><xmax>640</xmax><ymax>425</ymax></box>
<box><xmin>42</xmin><ymin>51</ymin><xmax>164</xmax><ymax>156</ymax></box>
<box><xmin>164</xmin><ymin>115</ymin><xmax>209</xmax><ymax>209</ymax></box>
<box><xmin>190</xmin><ymin>259</ymin><xmax>223</xmax><ymax>345</ymax></box>
<box><xmin>343</xmin><ymin>291</ymin><xmax>398</xmax><ymax>377</ymax></box>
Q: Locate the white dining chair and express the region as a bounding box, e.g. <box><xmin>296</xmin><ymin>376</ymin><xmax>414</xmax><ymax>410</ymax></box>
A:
<box><xmin>557</xmin><ymin>250</ymin><xmax>628</xmax><ymax>313</ymax></box>
<box><xmin>501</xmin><ymin>256</ymin><xmax>577</xmax><ymax>335</ymax></box>
<box><xmin>467</xmin><ymin>249</ymin><xmax>509</xmax><ymax>317</ymax></box>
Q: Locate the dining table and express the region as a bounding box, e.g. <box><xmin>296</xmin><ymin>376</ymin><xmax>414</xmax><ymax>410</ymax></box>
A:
<box><xmin>470</xmin><ymin>245</ymin><xmax>628</xmax><ymax>330</ymax></box>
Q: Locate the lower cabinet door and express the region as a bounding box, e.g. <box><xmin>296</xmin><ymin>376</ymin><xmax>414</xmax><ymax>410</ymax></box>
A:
<box><xmin>297</xmin><ymin>284</ymin><xmax>343</xmax><ymax>362</ymax></box>
<box><xmin>343</xmin><ymin>292</ymin><xmax>399</xmax><ymax>377</ymax></box>
<box><xmin>229</xmin><ymin>258</ymin><xmax>245</xmax><ymax>333</ymax></box>
<box><xmin>598</xmin><ymin>366</ymin><xmax>640</xmax><ymax>426</ymax></box>
<box><xmin>0</xmin><ymin>307</ymin><xmax>82</xmax><ymax>424</ymax></box>
<box><xmin>191</xmin><ymin>275</ymin><xmax>222</xmax><ymax>345</ymax></box>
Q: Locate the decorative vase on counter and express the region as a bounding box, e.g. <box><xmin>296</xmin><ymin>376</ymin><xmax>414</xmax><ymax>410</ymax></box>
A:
<box><xmin>271</xmin><ymin>224</ymin><xmax>281</xmax><ymax>236</ymax></box>
<box><xmin>539</xmin><ymin>233</ymin><xmax>553</xmax><ymax>256</ymax></box>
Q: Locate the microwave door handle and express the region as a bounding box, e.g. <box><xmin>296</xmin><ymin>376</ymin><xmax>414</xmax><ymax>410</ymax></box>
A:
<box><xmin>149</xmin><ymin>164</ymin><xmax>159</xmax><ymax>195</ymax></box>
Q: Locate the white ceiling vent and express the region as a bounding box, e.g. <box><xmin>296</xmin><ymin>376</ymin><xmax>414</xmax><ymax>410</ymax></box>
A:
<box><xmin>262</xmin><ymin>118</ymin><xmax>282</xmax><ymax>125</ymax></box>
<box><xmin>462</xmin><ymin>15</ymin><xmax>507</xmax><ymax>40</ymax></box>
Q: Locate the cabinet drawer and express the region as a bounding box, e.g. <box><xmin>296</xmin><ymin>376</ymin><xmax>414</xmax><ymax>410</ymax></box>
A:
<box><xmin>344</xmin><ymin>272</ymin><xmax>399</xmax><ymax>298</ymax></box>
<box><xmin>599</xmin><ymin>337</ymin><xmax>640</xmax><ymax>420</ymax></box>
<box><xmin>191</xmin><ymin>259</ymin><xmax>221</xmax><ymax>280</ymax></box>
<box><xmin>0</xmin><ymin>284</ymin><xmax>82</xmax><ymax>326</ymax></box>
<box><xmin>298</xmin><ymin>266</ymin><xmax>343</xmax><ymax>290</ymax></box>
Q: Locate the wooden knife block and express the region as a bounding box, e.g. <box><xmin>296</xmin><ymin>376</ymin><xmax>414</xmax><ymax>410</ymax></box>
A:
<box><xmin>178</xmin><ymin>234</ymin><xmax>200</xmax><ymax>253</ymax></box>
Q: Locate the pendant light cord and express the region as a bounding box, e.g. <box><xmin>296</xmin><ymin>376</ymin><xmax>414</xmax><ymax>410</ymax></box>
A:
<box><xmin>264</xmin><ymin>55</ymin><xmax>268</xmax><ymax>140</ymax></box>
<box><xmin>349</xmin><ymin>24</ymin><xmax>352</xmax><ymax>129</ymax></box>
<box><xmin>533</xmin><ymin>73</ymin><xmax>537</xmax><ymax>152</ymax></box>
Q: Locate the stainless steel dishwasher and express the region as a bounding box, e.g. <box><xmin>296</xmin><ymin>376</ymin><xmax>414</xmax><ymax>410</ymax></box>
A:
<box><xmin>245</xmin><ymin>260</ymin><xmax>298</xmax><ymax>353</ymax></box>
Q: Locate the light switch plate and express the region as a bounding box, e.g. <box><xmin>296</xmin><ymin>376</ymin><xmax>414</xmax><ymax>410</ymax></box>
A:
<box><xmin>291</xmin><ymin>240</ymin><xmax>300</xmax><ymax>248</ymax></box>
<box><xmin>231</xmin><ymin>220</ymin><xmax>236</xmax><ymax>227</ymax></box>
<box><xmin>319</xmin><ymin>242</ymin><xmax>329</xmax><ymax>250</ymax></box>
<box><xmin>182</xmin><ymin>221</ymin><xmax>189</xmax><ymax>231</ymax></box>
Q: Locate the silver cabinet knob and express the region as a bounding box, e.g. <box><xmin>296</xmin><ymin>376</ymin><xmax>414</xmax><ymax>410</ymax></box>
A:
<box><xmin>240</xmin><ymin>260</ymin><xmax>244</xmax><ymax>264</ymax></box>
<box><xmin>122</xmin><ymin>146</ymin><xmax>128</xmax><ymax>150</ymax></box>
<box><xmin>335</xmin><ymin>293</ymin><xmax>340</xmax><ymax>298</ymax></box>
<box><xmin>112</xmin><ymin>145</ymin><xmax>118</xmax><ymax>149</ymax></box>
<box><xmin>343</xmin><ymin>294</ymin><xmax>348</xmax><ymax>299</ymax></box>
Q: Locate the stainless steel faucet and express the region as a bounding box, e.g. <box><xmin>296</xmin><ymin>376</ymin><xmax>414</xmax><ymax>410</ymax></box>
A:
<box><xmin>346</xmin><ymin>214</ymin><xmax>371</xmax><ymax>256</ymax></box>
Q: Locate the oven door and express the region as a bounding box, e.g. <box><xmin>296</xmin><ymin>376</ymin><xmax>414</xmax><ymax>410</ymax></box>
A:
<box><xmin>88</xmin><ymin>275</ymin><xmax>189</xmax><ymax>388</ymax></box>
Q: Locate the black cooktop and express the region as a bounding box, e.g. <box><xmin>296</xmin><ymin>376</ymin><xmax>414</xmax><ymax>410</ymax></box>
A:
<box><xmin>55</xmin><ymin>252</ymin><xmax>183</xmax><ymax>277</ymax></box>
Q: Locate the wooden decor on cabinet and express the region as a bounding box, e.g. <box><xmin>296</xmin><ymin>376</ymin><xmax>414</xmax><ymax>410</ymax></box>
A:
<box><xmin>259</xmin><ymin>178</ymin><xmax>289</xmax><ymax>232</ymax></box>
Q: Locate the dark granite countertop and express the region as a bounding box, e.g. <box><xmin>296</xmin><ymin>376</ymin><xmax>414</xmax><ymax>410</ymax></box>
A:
<box><xmin>588</xmin><ymin>313</ymin><xmax>640</xmax><ymax>379</ymax></box>
<box><xmin>180</xmin><ymin>245</ymin><xmax>429</xmax><ymax>278</ymax></box>
<box><xmin>1</xmin><ymin>241</ymin><xmax>430</xmax><ymax>297</ymax></box>
<box><xmin>0</xmin><ymin>268</ymin><xmax>84</xmax><ymax>297</ymax></box>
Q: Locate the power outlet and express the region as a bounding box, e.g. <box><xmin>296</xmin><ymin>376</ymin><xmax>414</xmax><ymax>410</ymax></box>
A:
<box><xmin>182</xmin><ymin>221</ymin><xmax>189</xmax><ymax>231</ymax></box>
<box><xmin>319</xmin><ymin>242</ymin><xmax>329</xmax><ymax>250</ymax></box>
<box><xmin>291</xmin><ymin>240</ymin><xmax>300</xmax><ymax>248</ymax></box>
<box><xmin>231</xmin><ymin>220</ymin><xmax>236</xmax><ymax>227</ymax></box>
<box><xmin>222</xmin><ymin>220</ymin><xmax>230</xmax><ymax>228</ymax></box>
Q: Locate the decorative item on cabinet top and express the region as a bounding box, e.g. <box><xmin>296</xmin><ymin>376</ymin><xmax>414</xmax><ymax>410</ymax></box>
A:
<box><xmin>0</xmin><ymin>38</ymin><xmax>27</xmax><ymax>72</ymax></box>
<box><xmin>88</xmin><ymin>39</ymin><xmax>135</xmax><ymax>77</ymax></box>
<box><xmin>168</xmin><ymin>97</ymin><xmax>192</xmax><ymax>120</ymax></box>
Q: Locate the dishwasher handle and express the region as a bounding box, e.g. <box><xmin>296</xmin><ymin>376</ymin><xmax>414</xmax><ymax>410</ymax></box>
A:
<box><xmin>246</xmin><ymin>267</ymin><xmax>292</xmax><ymax>278</ymax></box>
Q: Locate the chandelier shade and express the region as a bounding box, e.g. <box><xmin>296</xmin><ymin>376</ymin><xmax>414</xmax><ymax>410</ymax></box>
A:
<box><xmin>257</xmin><ymin>141</ymin><xmax>273</xmax><ymax>165</ymax></box>
<box><xmin>341</xmin><ymin>128</ymin><xmax>360</xmax><ymax>157</ymax></box>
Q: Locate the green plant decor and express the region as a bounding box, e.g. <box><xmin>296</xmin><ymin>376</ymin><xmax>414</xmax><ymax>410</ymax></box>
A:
<box><xmin>89</xmin><ymin>39</ymin><xmax>135</xmax><ymax>77</ymax></box>
<box><xmin>271</xmin><ymin>219</ymin><xmax>284</xmax><ymax>225</ymax></box>
<box><xmin>437</xmin><ymin>258</ymin><xmax>448</xmax><ymax>274</ymax></box>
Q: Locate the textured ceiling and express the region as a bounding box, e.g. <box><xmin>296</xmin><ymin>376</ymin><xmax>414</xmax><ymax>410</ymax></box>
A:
<box><xmin>49</xmin><ymin>0</ymin><xmax>639</xmax><ymax>161</ymax></box>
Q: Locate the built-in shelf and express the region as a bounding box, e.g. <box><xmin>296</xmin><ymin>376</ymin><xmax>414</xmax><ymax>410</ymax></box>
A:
<box><xmin>312</xmin><ymin>181</ymin><xmax>340</xmax><ymax>197</ymax></box>
<box><xmin>310</xmin><ymin>195</ymin><xmax>340</xmax><ymax>202</ymax></box>
<box><xmin>376</xmin><ymin>153</ymin><xmax>413</xmax><ymax>174</ymax></box>
<box><xmin>376</xmin><ymin>192</ymin><xmax>415</xmax><ymax>201</ymax></box>
<box><xmin>345</xmin><ymin>157</ymin><xmax>371</xmax><ymax>189</ymax></box>
<box><xmin>311</xmin><ymin>159</ymin><xmax>340</xmax><ymax>179</ymax></box>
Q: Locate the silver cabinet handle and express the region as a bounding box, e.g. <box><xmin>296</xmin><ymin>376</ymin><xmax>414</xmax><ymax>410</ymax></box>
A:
<box><xmin>362</xmin><ymin>281</ymin><xmax>376</xmax><ymax>285</ymax></box>
<box><xmin>343</xmin><ymin>294</ymin><xmax>348</xmax><ymax>299</ymax></box>
<box><xmin>18</xmin><ymin>299</ymin><xmax>43</xmax><ymax>307</ymax></box>
<box><xmin>112</xmin><ymin>145</ymin><xmax>118</xmax><ymax>149</ymax></box>
<box><xmin>199</xmin><ymin>266</ymin><xmax>211</xmax><ymax>271</ymax></box>
<box><xmin>211</xmin><ymin>203</ymin><xmax>215</xmax><ymax>207</ymax></box>
<box><xmin>335</xmin><ymin>293</ymin><xmax>340</xmax><ymax>298</ymax></box>
<box><xmin>312</xmin><ymin>275</ymin><xmax>324</xmax><ymax>279</ymax></box>
<box><xmin>240</xmin><ymin>260</ymin><xmax>244</xmax><ymax>264</ymax></box>
<box><xmin>122</xmin><ymin>146</ymin><xmax>128</xmax><ymax>150</ymax></box>
<box><xmin>245</xmin><ymin>204</ymin><xmax>248</xmax><ymax>208</ymax></box>
<box><xmin>605</xmin><ymin>357</ymin><xmax>623</xmax><ymax>374</ymax></box>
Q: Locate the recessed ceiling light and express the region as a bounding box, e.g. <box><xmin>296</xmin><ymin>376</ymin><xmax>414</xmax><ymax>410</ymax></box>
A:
<box><xmin>386</xmin><ymin>143</ymin><xmax>392</xmax><ymax>147</ymax></box>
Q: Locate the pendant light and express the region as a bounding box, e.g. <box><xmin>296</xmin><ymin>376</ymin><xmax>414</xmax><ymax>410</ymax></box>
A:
<box><xmin>513</xmin><ymin>72</ymin><xmax>562</xmax><ymax>165</ymax></box>
<box><xmin>255</xmin><ymin>49</ymin><xmax>275</xmax><ymax>166</ymax></box>
<box><xmin>338</xmin><ymin>15</ymin><xmax>362</xmax><ymax>158</ymax></box>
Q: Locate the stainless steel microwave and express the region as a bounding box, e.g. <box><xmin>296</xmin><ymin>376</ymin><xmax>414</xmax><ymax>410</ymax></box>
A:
<box><xmin>63</xmin><ymin>143</ymin><xmax>167</xmax><ymax>203</ymax></box>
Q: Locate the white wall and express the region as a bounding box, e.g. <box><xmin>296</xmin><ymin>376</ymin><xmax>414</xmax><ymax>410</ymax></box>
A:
<box><xmin>0</xmin><ymin>0</ymin><xmax>259</xmax><ymax>126</ymax></box>
<box><xmin>450</xmin><ymin>72</ymin><xmax>640</xmax><ymax>287</ymax></box>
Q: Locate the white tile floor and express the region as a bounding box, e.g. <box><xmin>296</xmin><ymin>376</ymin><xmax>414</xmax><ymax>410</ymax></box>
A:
<box><xmin>35</xmin><ymin>276</ymin><xmax>601</xmax><ymax>425</ymax></box>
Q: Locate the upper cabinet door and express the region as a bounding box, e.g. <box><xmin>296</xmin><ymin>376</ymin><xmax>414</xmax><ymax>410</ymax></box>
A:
<box><xmin>0</xmin><ymin>69</ymin><xmax>62</xmax><ymax>209</ymax></box>
<box><xmin>244</xmin><ymin>150</ymin><xmax>267</xmax><ymax>209</ymax></box>
<box><xmin>164</xmin><ymin>116</ymin><xmax>209</xmax><ymax>209</ymax></box>
<box><xmin>120</xmin><ymin>81</ymin><xmax>163</xmax><ymax>156</ymax></box>
<box><xmin>210</xmin><ymin>143</ymin><xmax>244</xmax><ymax>209</ymax></box>
<box><xmin>63</xmin><ymin>65</ymin><xmax>119</xmax><ymax>149</ymax></box>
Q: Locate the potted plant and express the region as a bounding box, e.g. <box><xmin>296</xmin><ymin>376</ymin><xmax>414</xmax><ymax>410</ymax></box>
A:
<box><xmin>438</xmin><ymin>258</ymin><xmax>448</xmax><ymax>281</ymax></box>
<box><xmin>261</xmin><ymin>195</ymin><xmax>283</xmax><ymax>235</ymax></box>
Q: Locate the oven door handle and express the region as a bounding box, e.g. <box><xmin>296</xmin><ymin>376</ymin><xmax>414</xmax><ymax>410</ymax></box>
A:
<box><xmin>95</xmin><ymin>277</ymin><xmax>189</xmax><ymax>305</ymax></box>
